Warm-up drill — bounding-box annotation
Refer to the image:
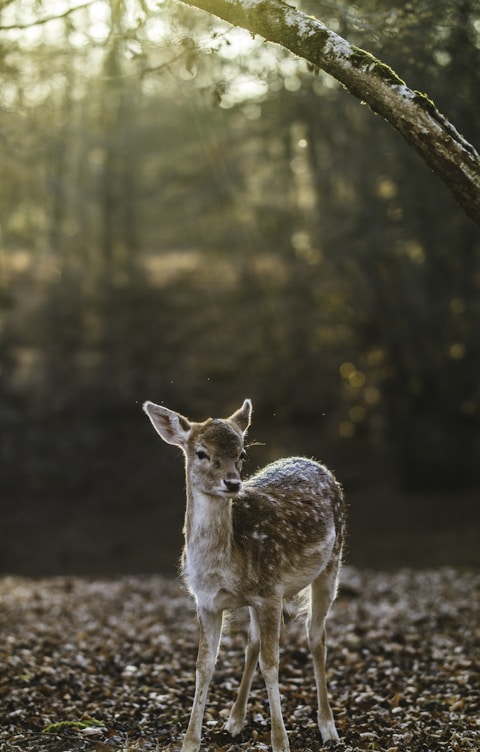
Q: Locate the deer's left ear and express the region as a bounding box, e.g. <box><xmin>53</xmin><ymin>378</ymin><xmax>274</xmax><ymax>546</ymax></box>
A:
<box><xmin>228</xmin><ymin>399</ymin><xmax>252</xmax><ymax>434</ymax></box>
<box><xmin>143</xmin><ymin>401</ymin><xmax>192</xmax><ymax>447</ymax></box>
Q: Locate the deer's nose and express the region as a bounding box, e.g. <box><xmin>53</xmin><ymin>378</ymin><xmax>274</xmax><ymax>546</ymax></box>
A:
<box><xmin>223</xmin><ymin>479</ymin><xmax>241</xmax><ymax>493</ymax></box>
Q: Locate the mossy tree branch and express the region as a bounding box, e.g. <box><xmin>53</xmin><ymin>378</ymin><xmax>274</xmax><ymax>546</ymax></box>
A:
<box><xmin>179</xmin><ymin>0</ymin><xmax>480</xmax><ymax>227</ymax></box>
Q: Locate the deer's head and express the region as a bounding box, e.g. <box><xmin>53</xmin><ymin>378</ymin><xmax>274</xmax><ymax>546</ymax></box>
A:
<box><xmin>143</xmin><ymin>399</ymin><xmax>252</xmax><ymax>498</ymax></box>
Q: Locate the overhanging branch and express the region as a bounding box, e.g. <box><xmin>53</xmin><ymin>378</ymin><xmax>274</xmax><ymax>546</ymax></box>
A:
<box><xmin>179</xmin><ymin>0</ymin><xmax>480</xmax><ymax>226</ymax></box>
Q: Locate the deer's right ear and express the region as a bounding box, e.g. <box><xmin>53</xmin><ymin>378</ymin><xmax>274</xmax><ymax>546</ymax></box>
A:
<box><xmin>143</xmin><ymin>401</ymin><xmax>192</xmax><ymax>447</ymax></box>
<box><xmin>228</xmin><ymin>398</ymin><xmax>252</xmax><ymax>434</ymax></box>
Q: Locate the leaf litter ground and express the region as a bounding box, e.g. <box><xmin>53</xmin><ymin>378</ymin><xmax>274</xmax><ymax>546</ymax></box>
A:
<box><xmin>1</xmin><ymin>568</ymin><xmax>479</xmax><ymax>752</ymax></box>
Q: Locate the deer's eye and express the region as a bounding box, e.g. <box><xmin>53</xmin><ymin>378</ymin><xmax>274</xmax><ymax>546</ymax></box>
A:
<box><xmin>240</xmin><ymin>450</ymin><xmax>247</xmax><ymax>462</ymax></box>
<box><xmin>196</xmin><ymin>450</ymin><xmax>209</xmax><ymax>461</ymax></box>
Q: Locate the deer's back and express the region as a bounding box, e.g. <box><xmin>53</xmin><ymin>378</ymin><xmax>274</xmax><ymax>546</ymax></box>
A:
<box><xmin>231</xmin><ymin>458</ymin><xmax>344</xmax><ymax>596</ymax></box>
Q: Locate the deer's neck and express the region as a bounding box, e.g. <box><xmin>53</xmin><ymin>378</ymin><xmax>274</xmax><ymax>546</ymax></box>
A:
<box><xmin>184</xmin><ymin>483</ymin><xmax>233</xmax><ymax>555</ymax></box>
<box><xmin>183</xmin><ymin>481</ymin><xmax>236</xmax><ymax>606</ymax></box>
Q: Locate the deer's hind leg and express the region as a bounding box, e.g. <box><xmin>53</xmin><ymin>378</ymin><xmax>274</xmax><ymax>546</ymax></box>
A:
<box><xmin>307</xmin><ymin>565</ymin><xmax>340</xmax><ymax>743</ymax></box>
<box><xmin>255</xmin><ymin>599</ymin><xmax>290</xmax><ymax>752</ymax></box>
<box><xmin>225</xmin><ymin>607</ymin><xmax>260</xmax><ymax>736</ymax></box>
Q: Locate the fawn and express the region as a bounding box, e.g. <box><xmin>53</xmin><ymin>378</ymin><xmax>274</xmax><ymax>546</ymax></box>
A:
<box><xmin>143</xmin><ymin>398</ymin><xmax>345</xmax><ymax>752</ymax></box>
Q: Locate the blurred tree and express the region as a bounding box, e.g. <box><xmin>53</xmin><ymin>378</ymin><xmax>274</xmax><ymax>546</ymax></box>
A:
<box><xmin>0</xmin><ymin>0</ymin><xmax>478</xmax><ymax>511</ymax></box>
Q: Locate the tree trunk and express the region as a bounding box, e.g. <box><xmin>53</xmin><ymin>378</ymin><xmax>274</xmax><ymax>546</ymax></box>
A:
<box><xmin>180</xmin><ymin>0</ymin><xmax>480</xmax><ymax>227</ymax></box>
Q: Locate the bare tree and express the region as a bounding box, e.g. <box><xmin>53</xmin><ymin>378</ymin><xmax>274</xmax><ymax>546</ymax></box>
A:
<box><xmin>5</xmin><ymin>1</ymin><xmax>478</xmax><ymax>223</ymax></box>
<box><xmin>179</xmin><ymin>0</ymin><xmax>480</xmax><ymax>226</ymax></box>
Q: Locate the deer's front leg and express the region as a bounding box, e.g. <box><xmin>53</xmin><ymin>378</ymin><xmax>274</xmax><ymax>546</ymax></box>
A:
<box><xmin>182</xmin><ymin>608</ymin><xmax>223</xmax><ymax>752</ymax></box>
<box><xmin>256</xmin><ymin>601</ymin><xmax>290</xmax><ymax>752</ymax></box>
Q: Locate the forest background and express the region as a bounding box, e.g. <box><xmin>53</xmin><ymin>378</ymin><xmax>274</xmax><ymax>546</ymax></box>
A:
<box><xmin>1</xmin><ymin>0</ymin><xmax>479</xmax><ymax>576</ymax></box>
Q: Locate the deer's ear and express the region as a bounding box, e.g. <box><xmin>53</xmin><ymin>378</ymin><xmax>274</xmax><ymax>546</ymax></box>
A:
<box><xmin>143</xmin><ymin>402</ymin><xmax>192</xmax><ymax>447</ymax></box>
<box><xmin>228</xmin><ymin>399</ymin><xmax>252</xmax><ymax>434</ymax></box>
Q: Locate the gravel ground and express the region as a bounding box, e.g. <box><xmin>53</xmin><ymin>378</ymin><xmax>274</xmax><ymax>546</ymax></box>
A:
<box><xmin>1</xmin><ymin>568</ymin><xmax>479</xmax><ymax>752</ymax></box>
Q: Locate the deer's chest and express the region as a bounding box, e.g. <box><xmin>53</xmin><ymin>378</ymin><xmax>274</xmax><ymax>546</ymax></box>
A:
<box><xmin>183</xmin><ymin>546</ymin><xmax>246</xmax><ymax>610</ymax></box>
